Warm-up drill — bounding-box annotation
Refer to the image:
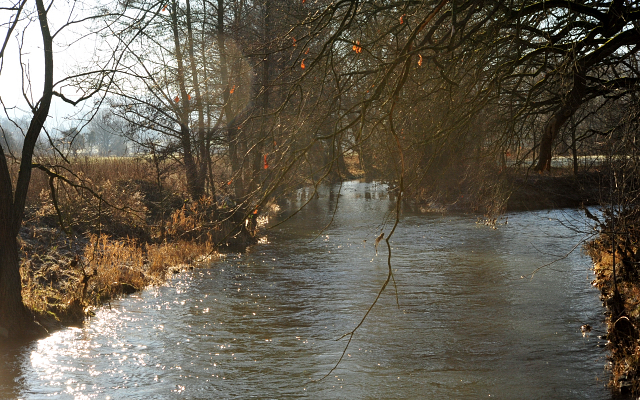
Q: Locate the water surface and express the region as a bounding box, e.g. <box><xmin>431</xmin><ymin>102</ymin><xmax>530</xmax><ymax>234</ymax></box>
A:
<box><xmin>1</xmin><ymin>181</ymin><xmax>610</xmax><ymax>399</ymax></box>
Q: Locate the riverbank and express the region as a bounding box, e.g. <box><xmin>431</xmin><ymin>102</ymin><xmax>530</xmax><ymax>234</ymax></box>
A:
<box><xmin>16</xmin><ymin>210</ymin><xmax>255</xmax><ymax>335</ymax></box>
<box><xmin>507</xmin><ymin>168</ymin><xmax>640</xmax><ymax>395</ymax></box>
<box><xmin>587</xmin><ymin>208</ymin><xmax>640</xmax><ymax>395</ymax></box>
<box><xmin>411</xmin><ymin>167</ymin><xmax>609</xmax><ymax>215</ymax></box>
<box><xmin>12</xmin><ymin>157</ymin><xmax>257</xmax><ymax>337</ymax></box>
<box><xmin>18</xmin><ymin>222</ymin><xmax>218</xmax><ymax>332</ymax></box>
<box><xmin>505</xmin><ymin>170</ymin><xmax>607</xmax><ymax>211</ymax></box>
<box><xmin>15</xmin><ymin>165</ymin><xmax>614</xmax><ymax>343</ymax></box>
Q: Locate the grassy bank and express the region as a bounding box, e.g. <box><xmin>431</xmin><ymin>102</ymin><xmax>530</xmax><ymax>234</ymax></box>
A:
<box><xmin>20</xmin><ymin>227</ymin><xmax>217</xmax><ymax>329</ymax></box>
<box><xmin>17</xmin><ymin>156</ymin><xmax>255</xmax><ymax>332</ymax></box>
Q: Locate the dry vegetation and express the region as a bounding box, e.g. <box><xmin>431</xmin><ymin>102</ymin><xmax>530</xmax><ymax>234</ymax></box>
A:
<box><xmin>17</xmin><ymin>156</ymin><xmax>251</xmax><ymax>330</ymax></box>
<box><xmin>588</xmin><ymin>208</ymin><xmax>640</xmax><ymax>394</ymax></box>
<box><xmin>17</xmin><ymin>153</ymin><xmax>608</xmax><ymax>333</ymax></box>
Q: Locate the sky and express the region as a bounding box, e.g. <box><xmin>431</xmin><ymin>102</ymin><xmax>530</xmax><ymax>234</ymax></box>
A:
<box><xmin>0</xmin><ymin>0</ymin><xmax>101</xmax><ymax>127</ymax></box>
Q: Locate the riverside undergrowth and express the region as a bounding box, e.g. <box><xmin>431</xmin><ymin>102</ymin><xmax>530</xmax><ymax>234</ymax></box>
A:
<box><xmin>587</xmin><ymin>207</ymin><xmax>640</xmax><ymax>394</ymax></box>
<box><xmin>16</xmin><ymin>157</ymin><xmax>255</xmax><ymax>333</ymax></box>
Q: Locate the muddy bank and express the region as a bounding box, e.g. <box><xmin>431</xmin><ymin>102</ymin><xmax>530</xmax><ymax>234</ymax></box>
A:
<box><xmin>411</xmin><ymin>169</ymin><xmax>608</xmax><ymax>215</ymax></box>
<box><xmin>506</xmin><ymin>171</ymin><xmax>608</xmax><ymax>211</ymax></box>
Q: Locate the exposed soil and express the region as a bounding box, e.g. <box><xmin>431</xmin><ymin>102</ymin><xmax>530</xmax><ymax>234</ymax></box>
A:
<box><xmin>412</xmin><ymin>168</ymin><xmax>609</xmax><ymax>215</ymax></box>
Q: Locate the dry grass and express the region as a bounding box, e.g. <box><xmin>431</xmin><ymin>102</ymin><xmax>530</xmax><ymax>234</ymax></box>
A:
<box><xmin>83</xmin><ymin>235</ymin><xmax>151</xmax><ymax>301</ymax></box>
<box><xmin>20</xmin><ymin>231</ymin><xmax>217</xmax><ymax>327</ymax></box>
<box><xmin>25</xmin><ymin>157</ymin><xmax>184</xmax><ymax>238</ymax></box>
<box><xmin>343</xmin><ymin>154</ymin><xmax>364</xmax><ymax>179</ymax></box>
<box><xmin>82</xmin><ymin>234</ymin><xmax>216</xmax><ymax>300</ymax></box>
<box><xmin>588</xmin><ymin>210</ymin><xmax>640</xmax><ymax>394</ymax></box>
<box><xmin>14</xmin><ymin>156</ymin><xmax>232</xmax><ymax>330</ymax></box>
<box><xmin>146</xmin><ymin>239</ymin><xmax>216</xmax><ymax>276</ymax></box>
<box><xmin>21</xmin><ymin>264</ymin><xmax>85</xmax><ymax>327</ymax></box>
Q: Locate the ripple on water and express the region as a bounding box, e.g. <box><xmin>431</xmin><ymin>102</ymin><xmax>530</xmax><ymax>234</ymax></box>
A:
<box><xmin>1</xmin><ymin>184</ymin><xmax>611</xmax><ymax>399</ymax></box>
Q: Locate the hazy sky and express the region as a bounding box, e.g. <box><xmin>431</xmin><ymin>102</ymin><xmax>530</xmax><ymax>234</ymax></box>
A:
<box><xmin>0</xmin><ymin>1</ymin><xmax>99</xmax><ymax>124</ymax></box>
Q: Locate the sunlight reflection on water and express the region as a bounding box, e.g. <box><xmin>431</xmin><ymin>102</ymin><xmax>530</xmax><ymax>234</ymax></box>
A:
<box><xmin>1</xmin><ymin>182</ymin><xmax>615</xmax><ymax>399</ymax></box>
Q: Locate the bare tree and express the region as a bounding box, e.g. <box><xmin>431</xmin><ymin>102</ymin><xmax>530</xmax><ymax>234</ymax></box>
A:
<box><xmin>0</xmin><ymin>0</ymin><xmax>115</xmax><ymax>339</ymax></box>
<box><xmin>0</xmin><ymin>0</ymin><xmax>57</xmax><ymax>338</ymax></box>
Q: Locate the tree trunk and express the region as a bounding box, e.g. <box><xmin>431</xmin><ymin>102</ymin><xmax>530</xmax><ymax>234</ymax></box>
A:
<box><xmin>179</xmin><ymin>123</ymin><xmax>202</xmax><ymax>199</ymax></box>
<box><xmin>328</xmin><ymin>135</ymin><xmax>349</xmax><ymax>182</ymax></box>
<box><xmin>171</xmin><ymin>0</ymin><xmax>204</xmax><ymax>199</ymax></box>
<box><xmin>249</xmin><ymin>0</ymin><xmax>272</xmax><ymax>197</ymax></box>
<box><xmin>186</xmin><ymin>0</ymin><xmax>208</xmax><ymax>195</ymax></box>
<box><xmin>200</xmin><ymin>0</ymin><xmax>217</xmax><ymax>203</ymax></box>
<box><xmin>0</xmin><ymin>0</ymin><xmax>53</xmax><ymax>339</ymax></box>
<box><xmin>571</xmin><ymin>127</ymin><xmax>579</xmax><ymax>175</ymax></box>
<box><xmin>535</xmin><ymin>76</ymin><xmax>586</xmax><ymax>172</ymax></box>
<box><xmin>0</xmin><ymin>149</ymin><xmax>28</xmax><ymax>338</ymax></box>
<box><xmin>535</xmin><ymin>112</ymin><xmax>567</xmax><ymax>172</ymax></box>
<box><xmin>217</xmin><ymin>0</ymin><xmax>244</xmax><ymax>201</ymax></box>
<box><xmin>0</xmin><ymin>223</ymin><xmax>29</xmax><ymax>339</ymax></box>
<box><xmin>359</xmin><ymin>144</ymin><xmax>375</xmax><ymax>180</ymax></box>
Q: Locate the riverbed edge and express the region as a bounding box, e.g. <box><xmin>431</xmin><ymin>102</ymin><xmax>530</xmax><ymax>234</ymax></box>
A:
<box><xmin>587</xmin><ymin>224</ymin><xmax>640</xmax><ymax>395</ymax></box>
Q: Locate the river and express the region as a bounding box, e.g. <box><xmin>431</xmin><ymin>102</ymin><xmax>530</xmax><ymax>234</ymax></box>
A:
<box><xmin>1</xmin><ymin>181</ymin><xmax>613</xmax><ymax>399</ymax></box>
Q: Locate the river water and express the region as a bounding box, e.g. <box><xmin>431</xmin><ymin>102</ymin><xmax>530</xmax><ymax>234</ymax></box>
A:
<box><xmin>1</xmin><ymin>181</ymin><xmax>613</xmax><ymax>399</ymax></box>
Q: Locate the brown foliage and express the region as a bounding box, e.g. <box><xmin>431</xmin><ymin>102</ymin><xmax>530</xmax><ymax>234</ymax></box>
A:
<box><xmin>588</xmin><ymin>208</ymin><xmax>640</xmax><ymax>393</ymax></box>
<box><xmin>16</xmin><ymin>157</ymin><xmax>248</xmax><ymax>329</ymax></box>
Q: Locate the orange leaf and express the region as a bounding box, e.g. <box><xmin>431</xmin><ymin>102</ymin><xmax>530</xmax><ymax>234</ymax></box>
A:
<box><xmin>174</xmin><ymin>96</ymin><xmax>180</xmax><ymax>102</ymax></box>
<box><xmin>352</xmin><ymin>40</ymin><xmax>362</xmax><ymax>54</ymax></box>
<box><xmin>292</xmin><ymin>37</ymin><xmax>296</xmax><ymax>47</ymax></box>
<box><xmin>227</xmin><ymin>180</ymin><xmax>233</xmax><ymax>185</ymax></box>
<box><xmin>187</xmin><ymin>94</ymin><xmax>192</xmax><ymax>100</ymax></box>
<box><xmin>162</xmin><ymin>5</ymin><xmax>167</xmax><ymax>11</ymax></box>
<box><xmin>305</xmin><ymin>47</ymin><xmax>310</xmax><ymax>55</ymax></box>
<box><xmin>263</xmin><ymin>154</ymin><xmax>269</xmax><ymax>169</ymax></box>
<box><xmin>400</xmin><ymin>14</ymin><xmax>406</xmax><ymax>24</ymax></box>
<box><xmin>301</xmin><ymin>59</ymin><xmax>305</xmax><ymax>69</ymax></box>
<box><xmin>418</xmin><ymin>54</ymin><xmax>423</xmax><ymax>66</ymax></box>
<box><xmin>230</xmin><ymin>85</ymin><xmax>236</xmax><ymax>94</ymax></box>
